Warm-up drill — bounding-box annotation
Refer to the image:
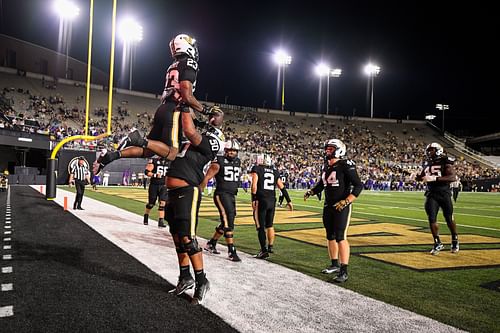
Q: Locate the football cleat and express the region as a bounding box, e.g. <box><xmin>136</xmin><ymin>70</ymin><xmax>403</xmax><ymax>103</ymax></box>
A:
<box><xmin>158</xmin><ymin>219</ymin><xmax>166</xmax><ymax>228</ymax></box>
<box><xmin>143</xmin><ymin>215</ymin><xmax>149</xmax><ymax>225</ymax></box>
<box><xmin>451</xmin><ymin>240</ymin><xmax>459</xmax><ymax>254</ymax></box>
<box><xmin>170</xmin><ymin>276</ymin><xmax>195</xmax><ymax>296</ymax></box>
<box><xmin>333</xmin><ymin>271</ymin><xmax>349</xmax><ymax>283</ymax></box>
<box><xmin>191</xmin><ymin>279</ymin><xmax>210</xmax><ymax>305</ymax></box>
<box><xmin>321</xmin><ymin>265</ymin><xmax>340</xmax><ymax>274</ymax></box>
<box><xmin>267</xmin><ymin>245</ymin><xmax>274</xmax><ymax>253</ymax></box>
<box><xmin>228</xmin><ymin>251</ymin><xmax>241</xmax><ymax>262</ymax></box>
<box><xmin>254</xmin><ymin>250</ymin><xmax>269</xmax><ymax>259</ymax></box>
<box><xmin>117</xmin><ymin>128</ymin><xmax>144</xmax><ymax>150</ymax></box>
<box><xmin>430</xmin><ymin>242</ymin><xmax>444</xmax><ymax>255</ymax></box>
<box><xmin>204</xmin><ymin>242</ymin><xmax>220</xmax><ymax>255</ymax></box>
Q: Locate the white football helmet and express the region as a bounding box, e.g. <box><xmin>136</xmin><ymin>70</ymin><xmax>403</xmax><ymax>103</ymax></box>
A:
<box><xmin>325</xmin><ymin>139</ymin><xmax>346</xmax><ymax>158</ymax></box>
<box><xmin>225</xmin><ymin>139</ymin><xmax>240</xmax><ymax>151</ymax></box>
<box><xmin>425</xmin><ymin>142</ymin><xmax>444</xmax><ymax>158</ymax></box>
<box><xmin>255</xmin><ymin>153</ymin><xmax>272</xmax><ymax>166</ymax></box>
<box><xmin>264</xmin><ymin>154</ymin><xmax>273</xmax><ymax>166</ymax></box>
<box><xmin>169</xmin><ymin>34</ymin><xmax>199</xmax><ymax>60</ymax></box>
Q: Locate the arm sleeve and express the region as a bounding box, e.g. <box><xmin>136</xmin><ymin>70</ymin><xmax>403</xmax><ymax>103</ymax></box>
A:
<box><xmin>347</xmin><ymin>165</ymin><xmax>363</xmax><ymax>197</ymax></box>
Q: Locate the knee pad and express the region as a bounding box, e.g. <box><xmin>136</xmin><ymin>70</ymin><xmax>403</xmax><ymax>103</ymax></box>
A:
<box><xmin>175</xmin><ymin>246</ymin><xmax>187</xmax><ymax>254</ymax></box>
<box><xmin>158</xmin><ymin>205</ymin><xmax>165</xmax><ymax>211</ymax></box>
<box><xmin>224</xmin><ymin>231</ymin><xmax>234</xmax><ymax>239</ymax></box>
<box><xmin>215</xmin><ymin>226</ymin><xmax>224</xmax><ymax>235</ymax></box>
<box><xmin>146</xmin><ymin>203</ymin><xmax>154</xmax><ymax>209</ymax></box>
<box><xmin>184</xmin><ymin>238</ymin><xmax>202</xmax><ymax>256</ymax></box>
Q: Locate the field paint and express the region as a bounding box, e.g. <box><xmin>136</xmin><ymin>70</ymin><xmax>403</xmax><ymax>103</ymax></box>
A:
<box><xmin>1</xmin><ymin>283</ymin><xmax>13</xmax><ymax>291</ymax></box>
<box><xmin>2</xmin><ymin>267</ymin><xmax>12</xmax><ymax>273</ymax></box>
<box><xmin>0</xmin><ymin>305</ymin><xmax>13</xmax><ymax>317</ymax></box>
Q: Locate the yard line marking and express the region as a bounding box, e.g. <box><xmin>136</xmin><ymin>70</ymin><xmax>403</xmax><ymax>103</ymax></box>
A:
<box><xmin>4</xmin><ymin>231</ymin><xmax>11</xmax><ymax>235</ymax></box>
<box><xmin>2</xmin><ymin>255</ymin><xmax>12</xmax><ymax>260</ymax></box>
<box><xmin>4</xmin><ymin>226</ymin><xmax>11</xmax><ymax>229</ymax></box>
<box><xmin>3</xmin><ymin>238</ymin><xmax>11</xmax><ymax>242</ymax></box>
<box><xmin>2</xmin><ymin>267</ymin><xmax>12</xmax><ymax>273</ymax></box>
<box><xmin>0</xmin><ymin>306</ymin><xmax>13</xmax><ymax>317</ymax></box>
<box><xmin>3</xmin><ymin>245</ymin><xmax>11</xmax><ymax>250</ymax></box>
<box><xmin>1</xmin><ymin>283</ymin><xmax>13</xmax><ymax>291</ymax></box>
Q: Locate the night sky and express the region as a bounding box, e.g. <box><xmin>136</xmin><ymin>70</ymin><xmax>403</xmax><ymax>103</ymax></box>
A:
<box><xmin>1</xmin><ymin>0</ymin><xmax>498</xmax><ymax>136</ymax></box>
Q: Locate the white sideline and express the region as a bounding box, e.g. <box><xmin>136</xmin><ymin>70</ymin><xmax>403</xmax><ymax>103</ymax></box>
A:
<box><xmin>42</xmin><ymin>187</ymin><xmax>464</xmax><ymax>333</ymax></box>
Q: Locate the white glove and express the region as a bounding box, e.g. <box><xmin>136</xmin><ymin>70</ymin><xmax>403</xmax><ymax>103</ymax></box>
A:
<box><xmin>422</xmin><ymin>175</ymin><xmax>437</xmax><ymax>182</ymax></box>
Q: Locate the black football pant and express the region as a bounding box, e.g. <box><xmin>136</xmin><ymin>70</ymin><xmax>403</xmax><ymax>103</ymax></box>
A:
<box><xmin>74</xmin><ymin>180</ymin><xmax>85</xmax><ymax>209</ymax></box>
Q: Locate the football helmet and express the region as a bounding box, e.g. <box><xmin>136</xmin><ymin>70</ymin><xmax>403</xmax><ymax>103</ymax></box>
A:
<box><xmin>255</xmin><ymin>153</ymin><xmax>272</xmax><ymax>166</ymax></box>
<box><xmin>324</xmin><ymin>139</ymin><xmax>346</xmax><ymax>158</ymax></box>
<box><xmin>169</xmin><ymin>34</ymin><xmax>199</xmax><ymax>60</ymax></box>
<box><xmin>225</xmin><ymin>139</ymin><xmax>240</xmax><ymax>151</ymax></box>
<box><xmin>425</xmin><ymin>142</ymin><xmax>444</xmax><ymax>159</ymax></box>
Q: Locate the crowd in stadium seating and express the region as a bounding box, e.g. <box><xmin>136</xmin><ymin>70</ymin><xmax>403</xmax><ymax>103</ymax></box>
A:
<box><xmin>1</xmin><ymin>81</ymin><xmax>499</xmax><ymax>190</ymax></box>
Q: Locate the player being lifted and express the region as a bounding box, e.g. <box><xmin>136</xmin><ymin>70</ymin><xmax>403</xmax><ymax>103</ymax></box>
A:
<box><xmin>202</xmin><ymin>139</ymin><xmax>243</xmax><ymax>262</ymax></box>
<box><xmin>304</xmin><ymin>139</ymin><xmax>363</xmax><ymax>283</ymax></box>
<box><xmin>416</xmin><ymin>142</ymin><xmax>459</xmax><ymax>255</ymax></box>
<box><xmin>250</xmin><ymin>154</ymin><xmax>293</xmax><ymax>259</ymax></box>
<box><xmin>143</xmin><ymin>157</ymin><xmax>169</xmax><ymax>228</ymax></box>
<box><xmin>93</xmin><ymin>33</ymin><xmax>217</xmax><ymax>175</ymax></box>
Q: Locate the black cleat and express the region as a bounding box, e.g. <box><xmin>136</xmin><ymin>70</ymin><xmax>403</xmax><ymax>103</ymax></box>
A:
<box><xmin>267</xmin><ymin>245</ymin><xmax>274</xmax><ymax>253</ymax></box>
<box><xmin>333</xmin><ymin>271</ymin><xmax>349</xmax><ymax>283</ymax></box>
<box><xmin>143</xmin><ymin>215</ymin><xmax>148</xmax><ymax>225</ymax></box>
<box><xmin>430</xmin><ymin>242</ymin><xmax>444</xmax><ymax>255</ymax></box>
<box><xmin>204</xmin><ymin>242</ymin><xmax>220</xmax><ymax>254</ymax></box>
<box><xmin>228</xmin><ymin>251</ymin><xmax>241</xmax><ymax>262</ymax></box>
<box><xmin>321</xmin><ymin>265</ymin><xmax>340</xmax><ymax>274</ymax></box>
<box><xmin>254</xmin><ymin>250</ymin><xmax>269</xmax><ymax>259</ymax></box>
<box><xmin>117</xmin><ymin>128</ymin><xmax>144</xmax><ymax>150</ymax></box>
<box><xmin>158</xmin><ymin>219</ymin><xmax>166</xmax><ymax>228</ymax></box>
<box><xmin>191</xmin><ymin>279</ymin><xmax>210</xmax><ymax>305</ymax></box>
<box><xmin>77</xmin><ymin>207</ymin><xmax>84</xmax><ymax>210</ymax></box>
<box><xmin>170</xmin><ymin>276</ymin><xmax>195</xmax><ymax>296</ymax></box>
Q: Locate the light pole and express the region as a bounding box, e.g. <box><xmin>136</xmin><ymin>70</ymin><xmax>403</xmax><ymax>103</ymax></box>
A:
<box><xmin>118</xmin><ymin>18</ymin><xmax>143</xmax><ymax>90</ymax></box>
<box><xmin>274</xmin><ymin>50</ymin><xmax>292</xmax><ymax>111</ymax></box>
<box><xmin>364</xmin><ymin>63</ymin><xmax>381</xmax><ymax>118</ymax></box>
<box><xmin>53</xmin><ymin>0</ymin><xmax>80</xmax><ymax>79</ymax></box>
<box><xmin>315</xmin><ymin>64</ymin><xmax>342</xmax><ymax>115</ymax></box>
<box><xmin>435</xmin><ymin>104</ymin><xmax>449</xmax><ymax>133</ymax></box>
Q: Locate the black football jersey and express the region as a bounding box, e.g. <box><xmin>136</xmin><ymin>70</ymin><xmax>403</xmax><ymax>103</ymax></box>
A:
<box><xmin>250</xmin><ymin>165</ymin><xmax>281</xmax><ymax>199</ymax></box>
<box><xmin>162</xmin><ymin>56</ymin><xmax>199</xmax><ymax>103</ymax></box>
<box><xmin>167</xmin><ymin>134</ymin><xmax>221</xmax><ymax>186</ymax></box>
<box><xmin>422</xmin><ymin>156</ymin><xmax>455</xmax><ymax>192</ymax></box>
<box><xmin>279</xmin><ymin>170</ymin><xmax>289</xmax><ymax>186</ymax></box>
<box><xmin>149</xmin><ymin>158</ymin><xmax>170</xmax><ymax>185</ymax></box>
<box><xmin>313</xmin><ymin>159</ymin><xmax>363</xmax><ymax>204</ymax></box>
<box><xmin>214</xmin><ymin>155</ymin><xmax>241</xmax><ymax>195</ymax></box>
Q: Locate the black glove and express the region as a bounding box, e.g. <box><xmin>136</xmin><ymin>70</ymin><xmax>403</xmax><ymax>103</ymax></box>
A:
<box><xmin>304</xmin><ymin>190</ymin><xmax>313</xmax><ymax>201</ymax></box>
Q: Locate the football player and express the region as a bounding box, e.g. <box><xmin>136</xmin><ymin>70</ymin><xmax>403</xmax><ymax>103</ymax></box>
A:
<box><xmin>277</xmin><ymin>167</ymin><xmax>289</xmax><ymax>207</ymax></box>
<box><xmin>93</xmin><ymin>34</ymin><xmax>217</xmax><ymax>175</ymax></box>
<box><xmin>250</xmin><ymin>154</ymin><xmax>293</xmax><ymax>259</ymax></box>
<box><xmin>143</xmin><ymin>157</ymin><xmax>169</xmax><ymax>228</ymax></box>
<box><xmin>304</xmin><ymin>139</ymin><xmax>363</xmax><ymax>283</ymax></box>
<box><xmin>165</xmin><ymin>112</ymin><xmax>225</xmax><ymax>305</ymax></box>
<box><xmin>416</xmin><ymin>143</ymin><xmax>459</xmax><ymax>254</ymax></box>
<box><xmin>202</xmin><ymin>139</ymin><xmax>243</xmax><ymax>262</ymax></box>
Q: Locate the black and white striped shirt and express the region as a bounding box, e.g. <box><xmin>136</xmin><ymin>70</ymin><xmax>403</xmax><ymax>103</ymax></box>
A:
<box><xmin>71</xmin><ymin>165</ymin><xmax>89</xmax><ymax>181</ymax></box>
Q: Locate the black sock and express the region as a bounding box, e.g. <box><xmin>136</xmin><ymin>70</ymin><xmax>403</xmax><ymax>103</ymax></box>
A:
<box><xmin>228</xmin><ymin>244</ymin><xmax>235</xmax><ymax>253</ymax></box>
<box><xmin>267</xmin><ymin>245</ymin><xmax>273</xmax><ymax>252</ymax></box>
<box><xmin>434</xmin><ymin>236</ymin><xmax>441</xmax><ymax>244</ymax></box>
<box><xmin>452</xmin><ymin>234</ymin><xmax>458</xmax><ymax>241</ymax></box>
<box><xmin>143</xmin><ymin>214</ymin><xmax>148</xmax><ymax>223</ymax></box>
<box><xmin>102</xmin><ymin>151</ymin><xmax>121</xmax><ymax>165</ymax></box>
<box><xmin>331</xmin><ymin>259</ymin><xmax>339</xmax><ymax>267</ymax></box>
<box><xmin>141</xmin><ymin>138</ymin><xmax>148</xmax><ymax>149</ymax></box>
<box><xmin>257</xmin><ymin>229</ymin><xmax>267</xmax><ymax>251</ymax></box>
<box><xmin>209</xmin><ymin>238</ymin><xmax>217</xmax><ymax>245</ymax></box>
<box><xmin>340</xmin><ymin>264</ymin><xmax>348</xmax><ymax>273</ymax></box>
<box><xmin>180</xmin><ymin>265</ymin><xmax>191</xmax><ymax>278</ymax></box>
<box><xmin>194</xmin><ymin>269</ymin><xmax>206</xmax><ymax>284</ymax></box>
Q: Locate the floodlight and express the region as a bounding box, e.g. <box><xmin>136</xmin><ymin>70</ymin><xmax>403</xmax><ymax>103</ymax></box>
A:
<box><xmin>315</xmin><ymin>63</ymin><xmax>330</xmax><ymax>76</ymax></box>
<box><xmin>364</xmin><ymin>63</ymin><xmax>381</xmax><ymax>76</ymax></box>
<box><xmin>53</xmin><ymin>0</ymin><xmax>80</xmax><ymax>20</ymax></box>
<box><xmin>274</xmin><ymin>50</ymin><xmax>292</xmax><ymax>65</ymax></box>
<box><xmin>118</xmin><ymin>18</ymin><xmax>143</xmax><ymax>43</ymax></box>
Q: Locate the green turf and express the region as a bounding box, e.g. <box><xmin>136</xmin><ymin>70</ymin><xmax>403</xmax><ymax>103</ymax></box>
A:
<box><xmin>65</xmin><ymin>186</ymin><xmax>500</xmax><ymax>332</ymax></box>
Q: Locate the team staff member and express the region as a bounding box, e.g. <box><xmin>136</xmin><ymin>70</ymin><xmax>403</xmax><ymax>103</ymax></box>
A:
<box><xmin>143</xmin><ymin>157</ymin><xmax>169</xmax><ymax>228</ymax></box>
<box><xmin>69</xmin><ymin>156</ymin><xmax>91</xmax><ymax>210</ymax></box>
<box><xmin>416</xmin><ymin>142</ymin><xmax>459</xmax><ymax>254</ymax></box>
<box><xmin>166</xmin><ymin>110</ymin><xmax>224</xmax><ymax>305</ymax></box>
<box><xmin>202</xmin><ymin>139</ymin><xmax>242</xmax><ymax>262</ymax></box>
<box><xmin>304</xmin><ymin>139</ymin><xmax>363</xmax><ymax>283</ymax></box>
<box><xmin>250</xmin><ymin>154</ymin><xmax>293</xmax><ymax>259</ymax></box>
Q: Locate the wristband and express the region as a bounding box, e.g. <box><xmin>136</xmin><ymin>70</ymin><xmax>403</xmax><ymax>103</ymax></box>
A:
<box><xmin>251</xmin><ymin>193</ymin><xmax>257</xmax><ymax>202</ymax></box>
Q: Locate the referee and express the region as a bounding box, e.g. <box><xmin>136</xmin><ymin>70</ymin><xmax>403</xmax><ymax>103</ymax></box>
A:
<box><xmin>69</xmin><ymin>156</ymin><xmax>91</xmax><ymax>210</ymax></box>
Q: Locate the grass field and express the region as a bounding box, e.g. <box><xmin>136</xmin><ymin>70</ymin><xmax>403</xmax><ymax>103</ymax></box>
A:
<box><xmin>66</xmin><ymin>186</ymin><xmax>500</xmax><ymax>332</ymax></box>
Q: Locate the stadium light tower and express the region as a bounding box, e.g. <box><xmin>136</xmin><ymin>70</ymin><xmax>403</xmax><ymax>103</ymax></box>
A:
<box><xmin>364</xmin><ymin>63</ymin><xmax>381</xmax><ymax>118</ymax></box>
<box><xmin>274</xmin><ymin>50</ymin><xmax>292</xmax><ymax>111</ymax></box>
<box><xmin>435</xmin><ymin>103</ymin><xmax>449</xmax><ymax>133</ymax></box>
<box><xmin>118</xmin><ymin>18</ymin><xmax>143</xmax><ymax>90</ymax></box>
<box><xmin>53</xmin><ymin>0</ymin><xmax>80</xmax><ymax>79</ymax></box>
<box><xmin>316</xmin><ymin>64</ymin><xmax>342</xmax><ymax>115</ymax></box>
